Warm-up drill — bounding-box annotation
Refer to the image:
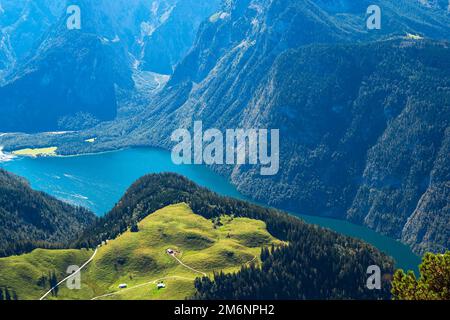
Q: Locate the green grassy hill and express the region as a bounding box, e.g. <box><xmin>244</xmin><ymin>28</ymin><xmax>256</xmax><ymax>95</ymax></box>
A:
<box><xmin>0</xmin><ymin>203</ymin><xmax>283</xmax><ymax>300</ymax></box>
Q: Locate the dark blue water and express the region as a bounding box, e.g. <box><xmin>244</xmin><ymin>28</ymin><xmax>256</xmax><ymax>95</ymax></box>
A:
<box><xmin>0</xmin><ymin>147</ymin><xmax>420</xmax><ymax>272</ymax></box>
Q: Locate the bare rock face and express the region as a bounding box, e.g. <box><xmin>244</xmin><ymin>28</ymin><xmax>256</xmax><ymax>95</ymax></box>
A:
<box><xmin>62</xmin><ymin>0</ymin><xmax>221</xmax><ymax>75</ymax></box>
<box><xmin>0</xmin><ymin>0</ymin><xmax>68</xmax><ymax>74</ymax></box>
<box><xmin>401</xmin><ymin>129</ymin><xmax>450</xmax><ymax>254</ymax></box>
<box><xmin>141</xmin><ymin>0</ymin><xmax>221</xmax><ymax>74</ymax></box>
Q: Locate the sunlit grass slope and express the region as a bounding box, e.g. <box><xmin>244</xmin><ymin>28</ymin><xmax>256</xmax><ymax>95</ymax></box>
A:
<box><xmin>12</xmin><ymin>147</ymin><xmax>58</xmax><ymax>157</ymax></box>
<box><xmin>0</xmin><ymin>249</ymin><xmax>92</xmax><ymax>300</ymax></box>
<box><xmin>0</xmin><ymin>203</ymin><xmax>283</xmax><ymax>300</ymax></box>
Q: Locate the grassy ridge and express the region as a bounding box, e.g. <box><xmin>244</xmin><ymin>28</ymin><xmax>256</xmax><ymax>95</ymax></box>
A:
<box><xmin>0</xmin><ymin>203</ymin><xmax>283</xmax><ymax>300</ymax></box>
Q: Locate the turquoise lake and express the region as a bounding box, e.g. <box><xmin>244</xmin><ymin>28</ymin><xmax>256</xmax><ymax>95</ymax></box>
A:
<box><xmin>0</xmin><ymin>147</ymin><xmax>420</xmax><ymax>273</ymax></box>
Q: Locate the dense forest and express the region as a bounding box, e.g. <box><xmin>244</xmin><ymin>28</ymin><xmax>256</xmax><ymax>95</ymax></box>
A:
<box><xmin>194</xmin><ymin>251</ymin><xmax>450</xmax><ymax>300</ymax></box>
<box><xmin>76</xmin><ymin>173</ymin><xmax>394</xmax><ymax>299</ymax></box>
<box><xmin>193</xmin><ymin>243</ymin><xmax>388</xmax><ymax>300</ymax></box>
<box><xmin>0</xmin><ymin>169</ymin><xmax>96</xmax><ymax>257</ymax></box>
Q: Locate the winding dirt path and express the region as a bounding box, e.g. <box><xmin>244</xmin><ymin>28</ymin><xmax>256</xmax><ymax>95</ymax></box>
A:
<box><xmin>169</xmin><ymin>253</ymin><xmax>207</xmax><ymax>277</ymax></box>
<box><xmin>45</xmin><ymin>249</ymin><xmax>257</xmax><ymax>300</ymax></box>
<box><xmin>39</xmin><ymin>248</ymin><xmax>98</xmax><ymax>301</ymax></box>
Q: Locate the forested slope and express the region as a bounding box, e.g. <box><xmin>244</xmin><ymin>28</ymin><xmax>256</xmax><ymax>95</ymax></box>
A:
<box><xmin>0</xmin><ymin>169</ymin><xmax>96</xmax><ymax>257</ymax></box>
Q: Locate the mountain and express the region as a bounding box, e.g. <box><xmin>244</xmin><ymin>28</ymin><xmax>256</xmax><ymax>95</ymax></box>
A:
<box><xmin>0</xmin><ymin>0</ymin><xmax>220</xmax><ymax>133</ymax></box>
<box><xmin>418</xmin><ymin>0</ymin><xmax>450</xmax><ymax>10</ymax></box>
<box><xmin>140</xmin><ymin>0</ymin><xmax>221</xmax><ymax>74</ymax></box>
<box><xmin>0</xmin><ymin>27</ymin><xmax>133</xmax><ymax>133</ymax></box>
<box><xmin>0</xmin><ymin>173</ymin><xmax>394</xmax><ymax>300</ymax></box>
<box><xmin>0</xmin><ymin>0</ymin><xmax>135</xmax><ymax>133</ymax></box>
<box><xmin>115</xmin><ymin>0</ymin><xmax>449</xmax><ymax>255</ymax></box>
<box><xmin>0</xmin><ymin>0</ymin><xmax>67</xmax><ymax>78</ymax></box>
<box><xmin>0</xmin><ymin>169</ymin><xmax>96</xmax><ymax>257</ymax></box>
<box><xmin>63</xmin><ymin>0</ymin><xmax>220</xmax><ymax>74</ymax></box>
<box><xmin>0</xmin><ymin>29</ymin><xmax>14</xmax><ymax>80</ymax></box>
<box><xmin>0</xmin><ymin>0</ymin><xmax>448</xmax><ymax>255</ymax></box>
<box><xmin>168</xmin><ymin>0</ymin><xmax>450</xmax><ymax>87</ymax></box>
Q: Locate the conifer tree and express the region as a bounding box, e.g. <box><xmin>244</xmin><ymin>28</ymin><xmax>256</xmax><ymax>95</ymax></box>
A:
<box><xmin>392</xmin><ymin>251</ymin><xmax>450</xmax><ymax>300</ymax></box>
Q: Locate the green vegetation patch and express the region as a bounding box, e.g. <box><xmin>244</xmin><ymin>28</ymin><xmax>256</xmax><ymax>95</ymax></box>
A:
<box><xmin>0</xmin><ymin>249</ymin><xmax>92</xmax><ymax>300</ymax></box>
<box><xmin>12</xmin><ymin>147</ymin><xmax>58</xmax><ymax>157</ymax></box>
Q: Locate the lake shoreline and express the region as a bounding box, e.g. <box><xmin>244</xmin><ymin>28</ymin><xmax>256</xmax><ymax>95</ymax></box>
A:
<box><xmin>0</xmin><ymin>146</ymin><xmax>421</xmax><ymax>273</ymax></box>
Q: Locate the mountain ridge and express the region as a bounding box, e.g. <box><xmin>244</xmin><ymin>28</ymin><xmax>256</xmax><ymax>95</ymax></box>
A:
<box><xmin>0</xmin><ymin>172</ymin><xmax>394</xmax><ymax>299</ymax></box>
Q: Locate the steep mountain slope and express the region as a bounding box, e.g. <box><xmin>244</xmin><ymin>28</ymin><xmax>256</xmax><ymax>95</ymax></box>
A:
<box><xmin>418</xmin><ymin>0</ymin><xmax>450</xmax><ymax>10</ymax></box>
<box><xmin>168</xmin><ymin>0</ymin><xmax>450</xmax><ymax>86</ymax></box>
<box><xmin>0</xmin><ymin>0</ymin><xmax>136</xmax><ymax>133</ymax></box>
<box><xmin>141</xmin><ymin>0</ymin><xmax>221</xmax><ymax>74</ymax></box>
<box><xmin>0</xmin><ymin>29</ymin><xmax>14</xmax><ymax>80</ymax></box>
<box><xmin>121</xmin><ymin>1</ymin><xmax>449</xmax><ymax>255</ymax></box>
<box><xmin>65</xmin><ymin>0</ymin><xmax>220</xmax><ymax>74</ymax></box>
<box><xmin>0</xmin><ymin>0</ymin><xmax>219</xmax><ymax>133</ymax></box>
<box><xmin>0</xmin><ymin>169</ymin><xmax>96</xmax><ymax>257</ymax></box>
<box><xmin>0</xmin><ymin>27</ymin><xmax>133</xmax><ymax>133</ymax></box>
<box><xmin>0</xmin><ymin>0</ymin><xmax>67</xmax><ymax>78</ymax></box>
<box><xmin>391</xmin><ymin>127</ymin><xmax>450</xmax><ymax>254</ymax></box>
<box><xmin>313</xmin><ymin>0</ymin><xmax>449</xmax><ymax>38</ymax></box>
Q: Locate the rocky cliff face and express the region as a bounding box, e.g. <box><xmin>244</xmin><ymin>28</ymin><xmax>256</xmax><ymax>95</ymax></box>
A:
<box><xmin>0</xmin><ymin>30</ymin><xmax>13</xmax><ymax>77</ymax></box>
<box><xmin>141</xmin><ymin>0</ymin><xmax>221</xmax><ymax>74</ymax></box>
<box><xmin>0</xmin><ymin>0</ymin><xmax>67</xmax><ymax>78</ymax></box>
<box><xmin>392</xmin><ymin>127</ymin><xmax>450</xmax><ymax>254</ymax></box>
<box><xmin>0</xmin><ymin>0</ymin><xmax>131</xmax><ymax>132</ymax></box>
<box><xmin>63</xmin><ymin>0</ymin><xmax>220</xmax><ymax>74</ymax></box>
